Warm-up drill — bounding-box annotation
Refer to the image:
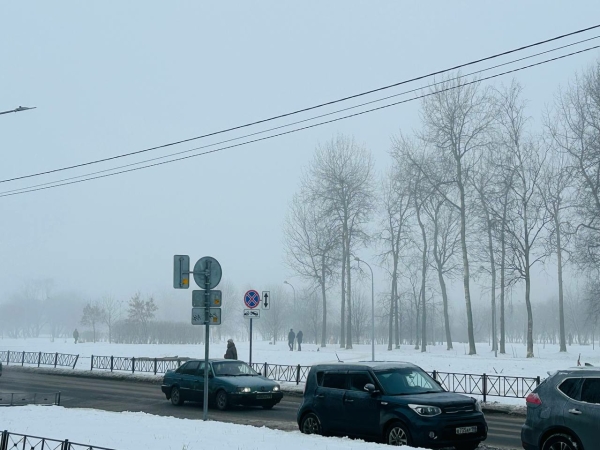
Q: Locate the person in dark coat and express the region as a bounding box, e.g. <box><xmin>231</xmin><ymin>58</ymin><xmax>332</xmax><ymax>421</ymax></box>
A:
<box><xmin>296</xmin><ymin>330</ymin><xmax>303</xmax><ymax>351</ymax></box>
<box><xmin>288</xmin><ymin>328</ymin><xmax>295</xmax><ymax>351</ymax></box>
<box><xmin>224</xmin><ymin>338</ymin><xmax>237</xmax><ymax>359</ymax></box>
<box><xmin>73</xmin><ymin>328</ymin><xmax>79</xmax><ymax>344</ymax></box>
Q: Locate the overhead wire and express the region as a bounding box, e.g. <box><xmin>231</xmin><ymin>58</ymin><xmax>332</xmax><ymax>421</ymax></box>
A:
<box><xmin>1</xmin><ymin>43</ymin><xmax>599</xmax><ymax>198</ymax></box>
<box><xmin>2</xmin><ymin>34</ymin><xmax>599</xmax><ymax>196</ymax></box>
<box><xmin>1</xmin><ymin>23</ymin><xmax>600</xmax><ymax>185</ymax></box>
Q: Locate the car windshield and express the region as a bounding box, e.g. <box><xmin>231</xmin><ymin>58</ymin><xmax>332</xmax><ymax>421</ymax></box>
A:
<box><xmin>374</xmin><ymin>367</ymin><xmax>443</xmax><ymax>395</ymax></box>
<box><xmin>212</xmin><ymin>361</ymin><xmax>259</xmax><ymax>376</ymax></box>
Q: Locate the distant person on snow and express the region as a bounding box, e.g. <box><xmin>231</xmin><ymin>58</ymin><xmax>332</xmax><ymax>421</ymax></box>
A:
<box><xmin>73</xmin><ymin>328</ymin><xmax>79</xmax><ymax>344</ymax></box>
<box><xmin>224</xmin><ymin>338</ymin><xmax>237</xmax><ymax>359</ymax></box>
<box><xmin>296</xmin><ymin>330</ymin><xmax>303</xmax><ymax>351</ymax></box>
<box><xmin>288</xmin><ymin>329</ymin><xmax>296</xmax><ymax>351</ymax></box>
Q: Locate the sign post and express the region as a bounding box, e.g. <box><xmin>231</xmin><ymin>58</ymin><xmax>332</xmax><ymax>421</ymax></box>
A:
<box><xmin>174</xmin><ymin>255</ymin><xmax>222</xmax><ymax>422</ymax></box>
<box><xmin>243</xmin><ymin>290</ymin><xmax>260</xmax><ymax>366</ymax></box>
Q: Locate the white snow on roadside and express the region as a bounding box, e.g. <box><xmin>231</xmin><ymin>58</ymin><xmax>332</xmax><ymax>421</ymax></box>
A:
<box><xmin>0</xmin><ymin>405</ymin><xmax>429</xmax><ymax>450</ymax></box>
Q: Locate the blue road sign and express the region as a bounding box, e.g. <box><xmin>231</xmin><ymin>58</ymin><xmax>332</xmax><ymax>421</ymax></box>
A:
<box><xmin>244</xmin><ymin>290</ymin><xmax>260</xmax><ymax>309</ymax></box>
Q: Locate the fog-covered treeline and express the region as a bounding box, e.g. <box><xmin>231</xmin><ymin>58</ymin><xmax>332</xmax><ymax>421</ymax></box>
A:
<box><xmin>284</xmin><ymin>60</ymin><xmax>600</xmax><ymax>358</ymax></box>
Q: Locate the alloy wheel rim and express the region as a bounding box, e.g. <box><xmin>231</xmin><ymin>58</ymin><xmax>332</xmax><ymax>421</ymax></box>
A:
<box><xmin>389</xmin><ymin>427</ymin><xmax>408</xmax><ymax>446</ymax></box>
<box><xmin>303</xmin><ymin>417</ymin><xmax>319</xmax><ymax>434</ymax></box>
<box><xmin>549</xmin><ymin>443</ymin><xmax>572</xmax><ymax>450</ymax></box>
<box><xmin>218</xmin><ymin>393</ymin><xmax>226</xmax><ymax>407</ymax></box>
<box><xmin>172</xmin><ymin>390</ymin><xmax>179</xmax><ymax>402</ymax></box>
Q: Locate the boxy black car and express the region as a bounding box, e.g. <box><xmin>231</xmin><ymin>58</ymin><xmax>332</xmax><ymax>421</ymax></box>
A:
<box><xmin>297</xmin><ymin>362</ymin><xmax>487</xmax><ymax>449</ymax></box>
<box><xmin>161</xmin><ymin>359</ymin><xmax>283</xmax><ymax>410</ymax></box>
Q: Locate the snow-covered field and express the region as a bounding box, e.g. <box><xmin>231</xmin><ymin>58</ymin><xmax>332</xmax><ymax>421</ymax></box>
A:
<box><xmin>2</xmin><ymin>337</ymin><xmax>599</xmax><ymax>407</ymax></box>
<box><xmin>0</xmin><ymin>405</ymin><xmax>428</xmax><ymax>450</ymax></box>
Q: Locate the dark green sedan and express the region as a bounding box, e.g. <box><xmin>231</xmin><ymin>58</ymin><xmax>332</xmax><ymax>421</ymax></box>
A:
<box><xmin>161</xmin><ymin>359</ymin><xmax>283</xmax><ymax>410</ymax></box>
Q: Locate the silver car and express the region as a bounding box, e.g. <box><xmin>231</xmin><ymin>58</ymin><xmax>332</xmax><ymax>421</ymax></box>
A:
<box><xmin>521</xmin><ymin>366</ymin><xmax>600</xmax><ymax>450</ymax></box>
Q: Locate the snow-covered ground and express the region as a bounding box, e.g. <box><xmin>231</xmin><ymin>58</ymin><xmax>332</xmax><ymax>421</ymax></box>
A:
<box><xmin>0</xmin><ymin>405</ymin><xmax>429</xmax><ymax>450</ymax></box>
<box><xmin>2</xmin><ymin>337</ymin><xmax>599</xmax><ymax>406</ymax></box>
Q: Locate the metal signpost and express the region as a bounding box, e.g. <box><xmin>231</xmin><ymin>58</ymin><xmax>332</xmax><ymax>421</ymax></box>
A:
<box><xmin>173</xmin><ymin>255</ymin><xmax>222</xmax><ymax>421</ymax></box>
<box><xmin>243</xmin><ymin>290</ymin><xmax>260</xmax><ymax>365</ymax></box>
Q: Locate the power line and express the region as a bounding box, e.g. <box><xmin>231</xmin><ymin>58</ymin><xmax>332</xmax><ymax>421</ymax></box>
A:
<box><xmin>2</xmin><ymin>23</ymin><xmax>599</xmax><ymax>185</ymax></box>
<box><xmin>2</xmin><ymin>43</ymin><xmax>598</xmax><ymax>199</ymax></box>
<box><xmin>3</xmin><ymin>35</ymin><xmax>598</xmax><ymax>196</ymax></box>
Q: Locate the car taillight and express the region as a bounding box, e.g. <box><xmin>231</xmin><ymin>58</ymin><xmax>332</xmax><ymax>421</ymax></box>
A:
<box><xmin>526</xmin><ymin>393</ymin><xmax>542</xmax><ymax>405</ymax></box>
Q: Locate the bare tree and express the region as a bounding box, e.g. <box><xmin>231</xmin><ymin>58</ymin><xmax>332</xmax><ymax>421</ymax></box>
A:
<box><xmin>380</xmin><ymin>150</ymin><xmax>414</xmax><ymax>350</ymax></box>
<box><xmin>101</xmin><ymin>295</ymin><xmax>120</xmax><ymax>344</ymax></box>
<box><xmin>305</xmin><ymin>135</ymin><xmax>375</xmax><ymax>349</ymax></box>
<box><xmin>284</xmin><ymin>190</ymin><xmax>339</xmax><ymax>347</ymax></box>
<box><xmin>127</xmin><ymin>292</ymin><xmax>158</xmax><ymax>343</ymax></box>
<box><xmin>81</xmin><ymin>301</ymin><xmax>104</xmax><ymax>343</ymax></box>
<box><xmin>418</xmin><ymin>74</ymin><xmax>496</xmax><ymax>355</ymax></box>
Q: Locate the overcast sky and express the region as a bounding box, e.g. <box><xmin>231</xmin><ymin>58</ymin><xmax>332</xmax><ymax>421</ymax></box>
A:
<box><xmin>1</xmin><ymin>2</ymin><xmax>599</xmax><ymax>310</ymax></box>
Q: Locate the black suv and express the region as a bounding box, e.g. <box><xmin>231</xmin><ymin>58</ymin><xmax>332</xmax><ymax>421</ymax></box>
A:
<box><xmin>521</xmin><ymin>366</ymin><xmax>600</xmax><ymax>450</ymax></box>
<box><xmin>297</xmin><ymin>362</ymin><xmax>487</xmax><ymax>449</ymax></box>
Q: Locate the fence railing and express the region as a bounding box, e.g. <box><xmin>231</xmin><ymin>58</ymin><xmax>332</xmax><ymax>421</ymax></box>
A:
<box><xmin>251</xmin><ymin>362</ymin><xmax>311</xmax><ymax>385</ymax></box>
<box><xmin>90</xmin><ymin>355</ymin><xmax>190</xmax><ymax>374</ymax></box>
<box><xmin>0</xmin><ymin>430</ymin><xmax>115</xmax><ymax>450</ymax></box>
<box><xmin>0</xmin><ymin>392</ymin><xmax>61</xmax><ymax>407</ymax></box>
<box><xmin>0</xmin><ymin>351</ymin><xmax>78</xmax><ymax>369</ymax></box>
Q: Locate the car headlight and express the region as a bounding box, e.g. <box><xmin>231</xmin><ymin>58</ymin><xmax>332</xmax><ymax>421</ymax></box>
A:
<box><xmin>237</xmin><ymin>387</ymin><xmax>251</xmax><ymax>393</ymax></box>
<box><xmin>408</xmin><ymin>404</ymin><xmax>442</xmax><ymax>416</ymax></box>
<box><xmin>273</xmin><ymin>386</ymin><xmax>280</xmax><ymax>392</ymax></box>
<box><xmin>474</xmin><ymin>399</ymin><xmax>482</xmax><ymax>412</ymax></box>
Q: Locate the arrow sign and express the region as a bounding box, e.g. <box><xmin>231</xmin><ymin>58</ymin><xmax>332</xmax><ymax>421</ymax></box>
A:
<box><xmin>262</xmin><ymin>291</ymin><xmax>271</xmax><ymax>310</ymax></box>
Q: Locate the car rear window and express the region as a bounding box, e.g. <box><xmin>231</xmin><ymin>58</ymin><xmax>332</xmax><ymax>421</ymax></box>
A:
<box><xmin>322</xmin><ymin>372</ymin><xmax>348</xmax><ymax>390</ymax></box>
<box><xmin>558</xmin><ymin>378</ymin><xmax>583</xmax><ymax>400</ymax></box>
<box><xmin>581</xmin><ymin>378</ymin><xmax>600</xmax><ymax>404</ymax></box>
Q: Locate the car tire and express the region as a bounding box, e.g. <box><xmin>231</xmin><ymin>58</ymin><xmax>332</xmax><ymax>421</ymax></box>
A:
<box><xmin>300</xmin><ymin>412</ymin><xmax>321</xmax><ymax>435</ymax></box>
<box><xmin>170</xmin><ymin>386</ymin><xmax>184</xmax><ymax>406</ymax></box>
<box><xmin>386</xmin><ymin>421</ymin><xmax>411</xmax><ymax>446</ymax></box>
<box><xmin>542</xmin><ymin>433</ymin><xmax>579</xmax><ymax>450</ymax></box>
<box><xmin>215</xmin><ymin>390</ymin><xmax>229</xmax><ymax>411</ymax></box>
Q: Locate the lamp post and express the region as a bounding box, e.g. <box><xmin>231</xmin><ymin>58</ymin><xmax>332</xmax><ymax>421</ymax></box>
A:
<box><xmin>0</xmin><ymin>106</ymin><xmax>36</xmax><ymax>116</ymax></box>
<box><xmin>354</xmin><ymin>256</ymin><xmax>375</xmax><ymax>362</ymax></box>
<box><xmin>283</xmin><ymin>280</ymin><xmax>296</xmax><ymax>305</ymax></box>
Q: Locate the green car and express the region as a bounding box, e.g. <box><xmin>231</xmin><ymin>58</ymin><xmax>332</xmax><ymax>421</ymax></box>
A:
<box><xmin>161</xmin><ymin>359</ymin><xmax>283</xmax><ymax>410</ymax></box>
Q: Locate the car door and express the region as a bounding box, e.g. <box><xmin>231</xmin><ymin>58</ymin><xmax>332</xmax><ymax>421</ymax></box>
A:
<box><xmin>178</xmin><ymin>361</ymin><xmax>200</xmax><ymax>401</ymax></box>
<box><xmin>313</xmin><ymin>370</ymin><xmax>348</xmax><ymax>434</ymax></box>
<box><xmin>190</xmin><ymin>362</ymin><xmax>207</xmax><ymax>402</ymax></box>
<box><xmin>343</xmin><ymin>371</ymin><xmax>381</xmax><ymax>438</ymax></box>
<box><xmin>565</xmin><ymin>377</ymin><xmax>600</xmax><ymax>447</ymax></box>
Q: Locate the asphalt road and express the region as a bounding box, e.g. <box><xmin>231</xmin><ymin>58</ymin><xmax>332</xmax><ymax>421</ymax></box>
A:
<box><xmin>0</xmin><ymin>369</ymin><xmax>525</xmax><ymax>449</ymax></box>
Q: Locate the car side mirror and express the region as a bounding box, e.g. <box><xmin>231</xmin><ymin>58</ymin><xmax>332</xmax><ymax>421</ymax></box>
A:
<box><xmin>364</xmin><ymin>383</ymin><xmax>380</xmax><ymax>395</ymax></box>
<box><xmin>208</xmin><ymin>373</ymin><xmax>214</xmax><ymax>378</ymax></box>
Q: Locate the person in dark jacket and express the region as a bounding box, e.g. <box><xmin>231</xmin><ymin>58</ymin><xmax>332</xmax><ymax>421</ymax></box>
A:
<box><xmin>288</xmin><ymin>329</ymin><xmax>295</xmax><ymax>351</ymax></box>
<box><xmin>224</xmin><ymin>338</ymin><xmax>237</xmax><ymax>359</ymax></box>
<box><xmin>296</xmin><ymin>330</ymin><xmax>303</xmax><ymax>351</ymax></box>
<box><xmin>73</xmin><ymin>328</ymin><xmax>79</xmax><ymax>344</ymax></box>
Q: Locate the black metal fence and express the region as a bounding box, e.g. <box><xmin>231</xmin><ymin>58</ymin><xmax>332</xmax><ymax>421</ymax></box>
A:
<box><xmin>0</xmin><ymin>430</ymin><xmax>115</xmax><ymax>450</ymax></box>
<box><xmin>0</xmin><ymin>351</ymin><xmax>78</xmax><ymax>369</ymax></box>
<box><xmin>251</xmin><ymin>362</ymin><xmax>311</xmax><ymax>385</ymax></box>
<box><xmin>0</xmin><ymin>392</ymin><xmax>61</xmax><ymax>406</ymax></box>
<box><xmin>90</xmin><ymin>355</ymin><xmax>189</xmax><ymax>374</ymax></box>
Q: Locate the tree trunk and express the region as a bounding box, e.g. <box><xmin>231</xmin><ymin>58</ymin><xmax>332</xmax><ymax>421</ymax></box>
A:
<box><xmin>499</xmin><ymin>194</ymin><xmax>508</xmax><ymax>354</ymax></box>
<box><xmin>457</xmin><ymin>163</ymin><xmax>477</xmax><ymax>355</ymax></box>
<box><xmin>346</xmin><ymin>235</ymin><xmax>354</xmax><ymax>349</ymax></box>
<box><xmin>485</xmin><ymin>214</ymin><xmax>497</xmax><ymax>352</ymax></box>
<box><xmin>320</xmin><ymin>258</ymin><xmax>327</xmax><ymax>347</ymax></box>
<box><xmin>394</xmin><ymin>286</ymin><xmax>400</xmax><ymax>348</ymax></box>
<box><xmin>433</xmin><ymin>207</ymin><xmax>453</xmax><ymax>350</ymax></box>
<box><xmin>388</xmin><ymin>269</ymin><xmax>395</xmax><ymax>351</ymax></box>
<box><xmin>525</xmin><ymin>262</ymin><xmax>534</xmax><ymax>358</ymax></box>
<box><xmin>417</xmin><ymin>206</ymin><xmax>428</xmax><ymax>353</ymax></box>
<box><xmin>340</xmin><ymin>234</ymin><xmax>346</xmax><ymax>348</ymax></box>
<box><xmin>555</xmin><ymin>211</ymin><xmax>567</xmax><ymax>352</ymax></box>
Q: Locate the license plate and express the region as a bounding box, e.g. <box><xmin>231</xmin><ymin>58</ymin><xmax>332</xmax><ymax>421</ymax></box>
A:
<box><xmin>456</xmin><ymin>426</ymin><xmax>477</xmax><ymax>435</ymax></box>
<box><xmin>256</xmin><ymin>394</ymin><xmax>272</xmax><ymax>399</ymax></box>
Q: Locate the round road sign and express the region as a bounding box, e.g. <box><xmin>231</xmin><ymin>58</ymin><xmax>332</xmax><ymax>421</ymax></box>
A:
<box><xmin>193</xmin><ymin>256</ymin><xmax>222</xmax><ymax>289</ymax></box>
<box><xmin>244</xmin><ymin>290</ymin><xmax>260</xmax><ymax>309</ymax></box>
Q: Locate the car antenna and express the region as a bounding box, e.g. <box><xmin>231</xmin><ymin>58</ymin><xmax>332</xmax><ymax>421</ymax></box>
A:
<box><xmin>335</xmin><ymin>352</ymin><xmax>343</xmax><ymax>363</ymax></box>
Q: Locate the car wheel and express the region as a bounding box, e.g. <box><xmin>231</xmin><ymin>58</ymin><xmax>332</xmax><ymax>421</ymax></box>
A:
<box><xmin>386</xmin><ymin>421</ymin><xmax>411</xmax><ymax>446</ymax></box>
<box><xmin>170</xmin><ymin>386</ymin><xmax>184</xmax><ymax>406</ymax></box>
<box><xmin>542</xmin><ymin>433</ymin><xmax>579</xmax><ymax>450</ymax></box>
<box><xmin>262</xmin><ymin>403</ymin><xmax>275</xmax><ymax>410</ymax></box>
<box><xmin>215</xmin><ymin>390</ymin><xmax>229</xmax><ymax>411</ymax></box>
<box><xmin>300</xmin><ymin>412</ymin><xmax>321</xmax><ymax>435</ymax></box>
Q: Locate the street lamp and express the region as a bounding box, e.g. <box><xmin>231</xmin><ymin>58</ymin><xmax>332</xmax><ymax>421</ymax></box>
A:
<box><xmin>283</xmin><ymin>280</ymin><xmax>296</xmax><ymax>305</ymax></box>
<box><xmin>0</xmin><ymin>106</ymin><xmax>36</xmax><ymax>116</ymax></box>
<box><xmin>355</xmin><ymin>256</ymin><xmax>375</xmax><ymax>362</ymax></box>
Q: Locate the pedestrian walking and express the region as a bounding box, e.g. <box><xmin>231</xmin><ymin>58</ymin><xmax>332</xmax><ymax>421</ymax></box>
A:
<box><xmin>288</xmin><ymin>329</ymin><xmax>296</xmax><ymax>351</ymax></box>
<box><xmin>224</xmin><ymin>338</ymin><xmax>238</xmax><ymax>359</ymax></box>
<box><xmin>73</xmin><ymin>328</ymin><xmax>79</xmax><ymax>344</ymax></box>
<box><xmin>296</xmin><ymin>330</ymin><xmax>303</xmax><ymax>351</ymax></box>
